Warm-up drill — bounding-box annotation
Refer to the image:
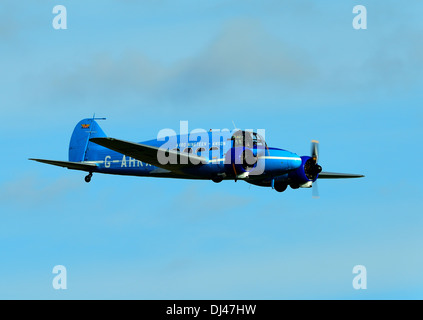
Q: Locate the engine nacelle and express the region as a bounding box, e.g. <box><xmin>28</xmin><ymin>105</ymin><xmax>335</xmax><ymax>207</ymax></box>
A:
<box><xmin>288</xmin><ymin>156</ymin><xmax>322</xmax><ymax>187</ymax></box>
<box><xmin>224</xmin><ymin>146</ymin><xmax>258</xmax><ymax>175</ymax></box>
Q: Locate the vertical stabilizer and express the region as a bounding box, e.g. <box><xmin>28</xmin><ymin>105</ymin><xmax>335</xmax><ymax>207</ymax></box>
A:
<box><xmin>69</xmin><ymin>118</ymin><xmax>107</xmax><ymax>162</ymax></box>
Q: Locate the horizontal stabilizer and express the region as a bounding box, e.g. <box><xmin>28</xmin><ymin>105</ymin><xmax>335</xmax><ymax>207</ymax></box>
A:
<box><xmin>90</xmin><ymin>137</ymin><xmax>207</xmax><ymax>171</ymax></box>
<box><xmin>318</xmin><ymin>172</ymin><xmax>365</xmax><ymax>179</ymax></box>
<box><xmin>29</xmin><ymin>158</ymin><xmax>97</xmax><ymax>172</ymax></box>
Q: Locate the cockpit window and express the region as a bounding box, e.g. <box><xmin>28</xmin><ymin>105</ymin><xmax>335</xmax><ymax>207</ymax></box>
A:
<box><xmin>254</xmin><ymin>133</ymin><xmax>265</xmax><ymax>147</ymax></box>
<box><xmin>231</xmin><ymin>130</ymin><xmax>266</xmax><ymax>148</ymax></box>
<box><xmin>232</xmin><ymin>130</ymin><xmax>246</xmax><ymax>147</ymax></box>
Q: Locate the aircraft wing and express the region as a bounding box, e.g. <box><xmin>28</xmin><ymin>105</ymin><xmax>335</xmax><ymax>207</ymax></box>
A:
<box><xmin>317</xmin><ymin>172</ymin><xmax>365</xmax><ymax>179</ymax></box>
<box><xmin>29</xmin><ymin>158</ymin><xmax>98</xmax><ymax>171</ymax></box>
<box><xmin>90</xmin><ymin>137</ymin><xmax>207</xmax><ymax>171</ymax></box>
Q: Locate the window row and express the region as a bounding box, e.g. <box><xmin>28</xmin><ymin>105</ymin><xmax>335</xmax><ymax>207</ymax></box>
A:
<box><xmin>171</xmin><ymin>146</ymin><xmax>220</xmax><ymax>157</ymax></box>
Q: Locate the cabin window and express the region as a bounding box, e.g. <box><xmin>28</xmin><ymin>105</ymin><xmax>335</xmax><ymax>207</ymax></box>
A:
<box><xmin>183</xmin><ymin>147</ymin><xmax>192</xmax><ymax>154</ymax></box>
<box><xmin>209</xmin><ymin>146</ymin><xmax>219</xmax><ymax>159</ymax></box>
<box><xmin>196</xmin><ymin>147</ymin><xmax>206</xmax><ymax>156</ymax></box>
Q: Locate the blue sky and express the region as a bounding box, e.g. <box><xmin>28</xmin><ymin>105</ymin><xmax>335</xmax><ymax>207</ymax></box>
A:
<box><xmin>1</xmin><ymin>0</ymin><xmax>423</xmax><ymax>299</ymax></box>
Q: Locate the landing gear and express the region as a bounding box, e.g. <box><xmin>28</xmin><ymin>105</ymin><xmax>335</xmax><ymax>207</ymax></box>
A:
<box><xmin>85</xmin><ymin>172</ymin><xmax>93</xmax><ymax>183</ymax></box>
<box><xmin>212</xmin><ymin>177</ymin><xmax>223</xmax><ymax>183</ymax></box>
<box><xmin>290</xmin><ymin>183</ymin><xmax>299</xmax><ymax>189</ymax></box>
<box><xmin>274</xmin><ymin>182</ymin><xmax>288</xmax><ymax>193</ymax></box>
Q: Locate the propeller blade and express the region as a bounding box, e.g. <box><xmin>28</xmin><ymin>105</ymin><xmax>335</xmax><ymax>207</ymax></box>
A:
<box><xmin>311</xmin><ymin>140</ymin><xmax>320</xmax><ymax>198</ymax></box>
<box><xmin>312</xmin><ymin>181</ymin><xmax>320</xmax><ymax>199</ymax></box>
<box><xmin>311</xmin><ymin>140</ymin><xmax>319</xmax><ymax>162</ymax></box>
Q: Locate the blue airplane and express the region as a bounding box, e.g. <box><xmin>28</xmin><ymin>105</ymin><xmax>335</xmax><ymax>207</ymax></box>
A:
<box><xmin>29</xmin><ymin>117</ymin><xmax>364</xmax><ymax>194</ymax></box>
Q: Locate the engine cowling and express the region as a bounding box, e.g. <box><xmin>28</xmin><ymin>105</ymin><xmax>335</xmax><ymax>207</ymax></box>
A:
<box><xmin>288</xmin><ymin>156</ymin><xmax>322</xmax><ymax>187</ymax></box>
<box><xmin>225</xmin><ymin>146</ymin><xmax>258</xmax><ymax>175</ymax></box>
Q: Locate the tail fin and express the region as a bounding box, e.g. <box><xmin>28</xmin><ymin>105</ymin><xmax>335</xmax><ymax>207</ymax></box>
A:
<box><xmin>69</xmin><ymin>118</ymin><xmax>107</xmax><ymax>162</ymax></box>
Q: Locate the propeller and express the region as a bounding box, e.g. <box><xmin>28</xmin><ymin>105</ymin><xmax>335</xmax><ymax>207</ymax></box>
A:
<box><xmin>312</xmin><ymin>179</ymin><xmax>320</xmax><ymax>199</ymax></box>
<box><xmin>311</xmin><ymin>140</ymin><xmax>319</xmax><ymax>162</ymax></box>
<box><xmin>310</xmin><ymin>140</ymin><xmax>322</xmax><ymax>198</ymax></box>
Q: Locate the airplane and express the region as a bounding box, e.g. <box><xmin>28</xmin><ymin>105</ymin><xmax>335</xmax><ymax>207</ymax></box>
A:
<box><xmin>29</xmin><ymin>117</ymin><xmax>364</xmax><ymax>194</ymax></box>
